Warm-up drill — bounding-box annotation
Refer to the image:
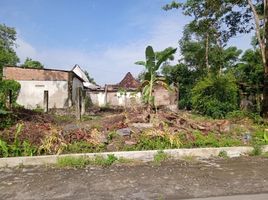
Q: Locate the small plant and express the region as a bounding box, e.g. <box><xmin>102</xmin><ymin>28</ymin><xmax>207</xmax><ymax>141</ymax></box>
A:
<box><xmin>93</xmin><ymin>154</ymin><xmax>118</xmax><ymax>167</ymax></box>
<box><xmin>107</xmin><ymin>131</ymin><xmax>118</xmax><ymax>141</ymax></box>
<box><xmin>57</xmin><ymin>156</ymin><xmax>90</xmax><ymax>168</ymax></box>
<box><xmin>154</xmin><ymin>150</ymin><xmax>170</xmax><ymax>164</ymax></box>
<box><xmin>250</xmin><ymin>144</ymin><xmax>263</xmax><ymax>156</ymax></box>
<box><xmin>218</xmin><ymin>150</ymin><xmax>228</xmax><ymax>158</ymax></box>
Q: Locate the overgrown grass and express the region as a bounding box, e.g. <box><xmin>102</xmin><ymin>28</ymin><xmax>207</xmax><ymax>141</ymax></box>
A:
<box><xmin>180</xmin><ymin>131</ymin><xmax>242</xmax><ymax>148</ymax></box>
<box><xmin>249</xmin><ymin>144</ymin><xmax>263</xmax><ymax>156</ymax></box>
<box><xmin>93</xmin><ymin>154</ymin><xmax>118</xmax><ymax>167</ymax></box>
<box><xmin>57</xmin><ymin>156</ymin><xmax>90</xmax><ymax>168</ymax></box>
<box><xmin>64</xmin><ymin>141</ymin><xmax>105</xmax><ymax>154</ymax></box>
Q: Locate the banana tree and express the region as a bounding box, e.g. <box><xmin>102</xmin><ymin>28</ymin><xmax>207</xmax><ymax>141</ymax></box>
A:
<box><xmin>135</xmin><ymin>45</ymin><xmax>177</xmax><ymax>109</ymax></box>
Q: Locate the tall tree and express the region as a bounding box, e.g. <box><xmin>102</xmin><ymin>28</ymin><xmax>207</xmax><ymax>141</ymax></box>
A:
<box><xmin>164</xmin><ymin>0</ymin><xmax>268</xmax><ymax>117</ymax></box>
<box><xmin>0</xmin><ymin>24</ymin><xmax>19</xmax><ymax>79</ymax></box>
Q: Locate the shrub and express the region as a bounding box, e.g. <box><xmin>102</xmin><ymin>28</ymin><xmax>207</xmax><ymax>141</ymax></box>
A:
<box><xmin>0</xmin><ymin>123</ymin><xmax>37</xmax><ymax>157</ymax></box>
<box><xmin>191</xmin><ymin>73</ymin><xmax>238</xmax><ymax>118</ymax></box>
<box><xmin>0</xmin><ymin>80</ymin><xmax>21</xmax><ymax>110</ymax></box>
<box><xmin>0</xmin><ymin>80</ymin><xmax>21</xmax><ymax>129</ymax></box>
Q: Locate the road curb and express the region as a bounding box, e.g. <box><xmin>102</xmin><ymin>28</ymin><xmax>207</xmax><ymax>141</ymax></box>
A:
<box><xmin>0</xmin><ymin>145</ymin><xmax>268</xmax><ymax>167</ymax></box>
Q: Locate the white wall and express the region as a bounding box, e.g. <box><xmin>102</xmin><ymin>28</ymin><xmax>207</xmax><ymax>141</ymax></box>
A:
<box><xmin>17</xmin><ymin>80</ymin><xmax>69</xmax><ymax>109</ymax></box>
<box><xmin>88</xmin><ymin>91</ymin><xmax>142</xmax><ymax>107</ymax></box>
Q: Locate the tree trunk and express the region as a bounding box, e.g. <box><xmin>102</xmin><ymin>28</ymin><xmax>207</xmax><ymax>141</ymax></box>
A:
<box><xmin>248</xmin><ymin>0</ymin><xmax>266</xmax><ymax>65</ymax></box>
<box><xmin>205</xmin><ymin>33</ymin><xmax>209</xmax><ymax>71</ymax></box>
<box><xmin>262</xmin><ymin>0</ymin><xmax>268</xmax><ymax>117</ymax></box>
<box><xmin>248</xmin><ymin>0</ymin><xmax>268</xmax><ymax>117</ymax></box>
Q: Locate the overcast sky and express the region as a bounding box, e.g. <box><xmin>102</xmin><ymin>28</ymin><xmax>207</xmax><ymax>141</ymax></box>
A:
<box><xmin>0</xmin><ymin>0</ymin><xmax>253</xmax><ymax>85</ymax></box>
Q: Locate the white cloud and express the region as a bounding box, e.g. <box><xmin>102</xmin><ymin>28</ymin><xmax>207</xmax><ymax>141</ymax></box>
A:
<box><xmin>15</xmin><ymin>15</ymin><xmax>183</xmax><ymax>86</ymax></box>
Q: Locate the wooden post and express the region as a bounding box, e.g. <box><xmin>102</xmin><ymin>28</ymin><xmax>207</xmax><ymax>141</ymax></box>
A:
<box><xmin>81</xmin><ymin>89</ymin><xmax>86</xmax><ymax>115</ymax></box>
<box><xmin>104</xmin><ymin>84</ymin><xmax>108</xmax><ymax>106</ymax></box>
<box><xmin>8</xmin><ymin>90</ymin><xmax>12</xmax><ymax>109</ymax></box>
<box><xmin>76</xmin><ymin>87</ymin><xmax>82</xmax><ymax>120</ymax></box>
<box><xmin>44</xmin><ymin>90</ymin><xmax>49</xmax><ymax>113</ymax></box>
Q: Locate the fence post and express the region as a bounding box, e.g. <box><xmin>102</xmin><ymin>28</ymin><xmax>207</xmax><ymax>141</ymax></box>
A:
<box><xmin>76</xmin><ymin>87</ymin><xmax>82</xmax><ymax>120</ymax></box>
<box><xmin>44</xmin><ymin>90</ymin><xmax>49</xmax><ymax>113</ymax></box>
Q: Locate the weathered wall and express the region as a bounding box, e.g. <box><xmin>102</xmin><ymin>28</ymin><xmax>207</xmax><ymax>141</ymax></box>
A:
<box><xmin>3</xmin><ymin>66</ymin><xmax>69</xmax><ymax>81</ymax></box>
<box><xmin>72</xmin><ymin>77</ymin><xmax>84</xmax><ymax>103</ymax></box>
<box><xmin>87</xmin><ymin>91</ymin><xmax>142</xmax><ymax>107</ymax></box>
<box><xmin>16</xmin><ymin>80</ymin><xmax>69</xmax><ymax>109</ymax></box>
<box><xmin>153</xmin><ymin>85</ymin><xmax>177</xmax><ymax>107</ymax></box>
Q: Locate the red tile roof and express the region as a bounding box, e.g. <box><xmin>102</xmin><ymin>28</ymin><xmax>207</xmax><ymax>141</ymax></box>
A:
<box><xmin>118</xmin><ymin>72</ymin><xmax>140</xmax><ymax>89</ymax></box>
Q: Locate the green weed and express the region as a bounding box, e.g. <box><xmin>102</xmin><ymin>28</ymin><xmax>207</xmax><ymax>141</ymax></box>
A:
<box><xmin>93</xmin><ymin>154</ymin><xmax>118</xmax><ymax>167</ymax></box>
<box><xmin>154</xmin><ymin>150</ymin><xmax>170</xmax><ymax>164</ymax></box>
<box><xmin>218</xmin><ymin>150</ymin><xmax>229</xmax><ymax>158</ymax></box>
<box><xmin>57</xmin><ymin>156</ymin><xmax>90</xmax><ymax>168</ymax></box>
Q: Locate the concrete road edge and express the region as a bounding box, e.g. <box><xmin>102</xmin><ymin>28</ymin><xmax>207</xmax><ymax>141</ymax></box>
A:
<box><xmin>0</xmin><ymin>145</ymin><xmax>268</xmax><ymax>167</ymax></box>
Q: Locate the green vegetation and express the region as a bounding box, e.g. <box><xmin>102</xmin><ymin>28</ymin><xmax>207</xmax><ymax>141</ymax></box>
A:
<box><xmin>180</xmin><ymin>131</ymin><xmax>242</xmax><ymax>148</ymax></box>
<box><xmin>0</xmin><ymin>124</ymin><xmax>37</xmax><ymax>157</ymax></box>
<box><xmin>64</xmin><ymin>141</ymin><xmax>105</xmax><ymax>154</ymax></box>
<box><xmin>191</xmin><ymin>74</ymin><xmax>238</xmax><ymax>118</ymax></box>
<box><xmin>57</xmin><ymin>156</ymin><xmax>90</xmax><ymax>168</ymax></box>
<box><xmin>93</xmin><ymin>154</ymin><xmax>118</xmax><ymax>167</ymax></box>
<box><xmin>250</xmin><ymin>144</ymin><xmax>263</xmax><ymax>156</ymax></box>
<box><xmin>22</xmin><ymin>57</ymin><xmax>43</xmax><ymax>69</ymax></box>
<box><xmin>135</xmin><ymin>45</ymin><xmax>176</xmax><ymax>109</ymax></box>
<box><xmin>57</xmin><ymin>154</ymin><xmax>119</xmax><ymax>168</ymax></box>
<box><xmin>154</xmin><ymin>150</ymin><xmax>170</xmax><ymax>164</ymax></box>
<box><xmin>218</xmin><ymin>150</ymin><xmax>229</xmax><ymax>159</ymax></box>
<box><xmin>133</xmin><ymin>131</ymin><xmax>181</xmax><ymax>150</ymax></box>
<box><xmin>0</xmin><ymin>23</ymin><xmax>19</xmax><ymax>78</ymax></box>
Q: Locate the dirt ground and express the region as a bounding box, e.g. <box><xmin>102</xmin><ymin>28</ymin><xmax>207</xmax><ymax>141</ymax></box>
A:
<box><xmin>0</xmin><ymin>157</ymin><xmax>268</xmax><ymax>200</ymax></box>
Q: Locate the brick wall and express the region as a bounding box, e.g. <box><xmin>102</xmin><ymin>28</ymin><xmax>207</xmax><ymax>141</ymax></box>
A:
<box><xmin>3</xmin><ymin>66</ymin><xmax>69</xmax><ymax>81</ymax></box>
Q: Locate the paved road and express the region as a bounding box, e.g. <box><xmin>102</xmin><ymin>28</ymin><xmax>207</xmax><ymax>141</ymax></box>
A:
<box><xmin>184</xmin><ymin>193</ymin><xmax>268</xmax><ymax>200</ymax></box>
<box><xmin>0</xmin><ymin>157</ymin><xmax>268</xmax><ymax>200</ymax></box>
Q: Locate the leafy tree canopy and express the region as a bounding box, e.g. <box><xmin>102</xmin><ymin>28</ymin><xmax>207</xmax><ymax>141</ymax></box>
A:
<box><xmin>0</xmin><ymin>24</ymin><xmax>19</xmax><ymax>78</ymax></box>
<box><xmin>84</xmin><ymin>70</ymin><xmax>96</xmax><ymax>84</ymax></box>
<box><xmin>22</xmin><ymin>57</ymin><xmax>43</xmax><ymax>69</ymax></box>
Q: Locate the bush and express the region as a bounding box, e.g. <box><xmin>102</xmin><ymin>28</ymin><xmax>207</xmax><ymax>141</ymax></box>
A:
<box><xmin>0</xmin><ymin>80</ymin><xmax>21</xmax><ymax>129</ymax></box>
<box><xmin>191</xmin><ymin>73</ymin><xmax>238</xmax><ymax>118</ymax></box>
<box><xmin>0</xmin><ymin>80</ymin><xmax>21</xmax><ymax>110</ymax></box>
